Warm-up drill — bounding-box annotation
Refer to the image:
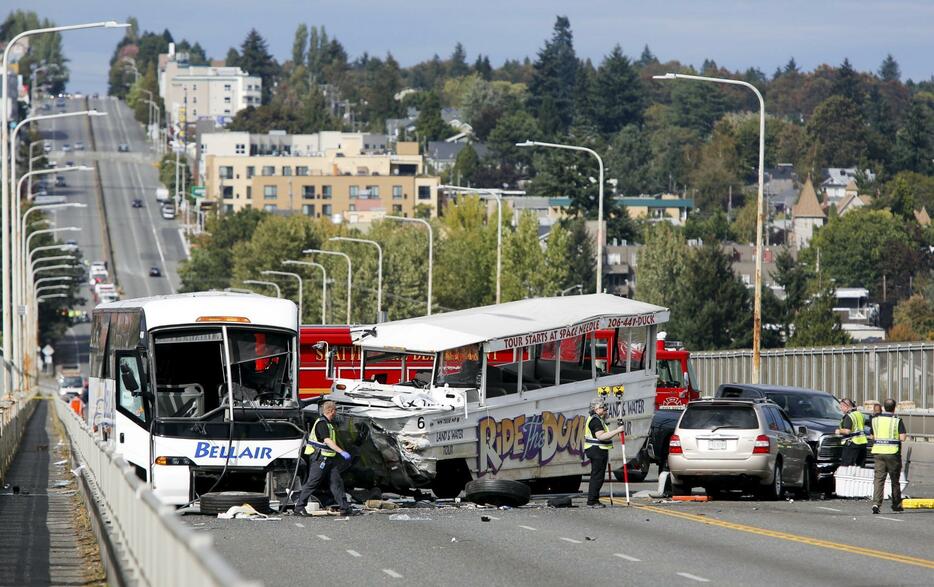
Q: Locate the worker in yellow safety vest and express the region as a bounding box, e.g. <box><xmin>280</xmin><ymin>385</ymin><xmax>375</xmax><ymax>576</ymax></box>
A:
<box><xmin>870</xmin><ymin>398</ymin><xmax>907</xmax><ymax>514</ymax></box>
<box><xmin>585</xmin><ymin>398</ymin><xmax>625</xmax><ymax>507</ymax></box>
<box><xmin>835</xmin><ymin>398</ymin><xmax>867</xmax><ymax>467</ymax></box>
<box><xmin>293</xmin><ymin>400</ymin><xmax>353</xmax><ymax>516</ymax></box>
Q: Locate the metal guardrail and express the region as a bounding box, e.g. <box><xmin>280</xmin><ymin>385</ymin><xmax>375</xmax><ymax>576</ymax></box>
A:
<box><xmin>693</xmin><ymin>342</ymin><xmax>934</xmax><ymax>409</ymax></box>
<box><xmin>52</xmin><ymin>397</ymin><xmax>260</xmax><ymax>587</ymax></box>
<box><xmin>0</xmin><ymin>396</ymin><xmax>37</xmax><ymax>481</ymax></box>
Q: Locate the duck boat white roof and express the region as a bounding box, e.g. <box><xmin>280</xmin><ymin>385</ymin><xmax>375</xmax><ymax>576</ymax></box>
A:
<box><xmin>352</xmin><ymin>293</ymin><xmax>669</xmax><ymax>353</ymax></box>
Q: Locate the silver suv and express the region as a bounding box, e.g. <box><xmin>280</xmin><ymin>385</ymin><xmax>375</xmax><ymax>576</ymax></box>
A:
<box><xmin>668</xmin><ymin>399</ymin><xmax>813</xmax><ymax>499</ymax></box>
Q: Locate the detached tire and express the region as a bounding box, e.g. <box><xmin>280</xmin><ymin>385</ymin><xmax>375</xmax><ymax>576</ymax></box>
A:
<box><xmin>465</xmin><ymin>479</ymin><xmax>531</xmax><ymax>507</ymax></box>
<box><xmin>199</xmin><ymin>491</ymin><xmax>270</xmax><ymax>515</ymax></box>
<box><xmin>614</xmin><ymin>458</ymin><xmax>649</xmax><ymax>483</ymax></box>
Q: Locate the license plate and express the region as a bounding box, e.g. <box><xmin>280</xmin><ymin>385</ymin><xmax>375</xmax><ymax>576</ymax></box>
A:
<box><xmin>709</xmin><ymin>439</ymin><xmax>727</xmax><ymax>450</ymax></box>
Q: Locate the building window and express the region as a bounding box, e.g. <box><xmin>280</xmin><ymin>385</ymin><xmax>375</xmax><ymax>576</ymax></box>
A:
<box><xmin>222</xmin><ymin>186</ymin><xmax>233</xmax><ymax>199</ymax></box>
<box><xmin>392</xmin><ymin>185</ymin><xmax>403</xmax><ymax>199</ymax></box>
<box><xmin>365</xmin><ymin>185</ymin><xmax>379</xmax><ymax>199</ymax></box>
<box><xmin>224</xmin><ymin>84</ymin><xmax>231</xmax><ymax>91</ymax></box>
<box><xmin>302</xmin><ymin>204</ymin><xmax>315</xmax><ymax>216</ymax></box>
<box><xmin>282</xmin><ymin>166</ymin><xmax>292</xmax><ymax>176</ymax></box>
<box><xmin>349</xmin><ymin>185</ymin><xmax>359</xmax><ymax>199</ymax></box>
<box><xmin>192</xmin><ymin>97</ymin><xmax>197</xmax><ymax>104</ymax></box>
<box><xmin>349</xmin><ymin>204</ymin><xmax>356</xmax><ymax>211</ymax></box>
<box><xmin>322</xmin><ymin>204</ymin><xmax>332</xmax><ymax>216</ymax></box>
<box><xmin>224</xmin><ymin>96</ymin><xmax>231</xmax><ymax>104</ymax></box>
<box><xmin>219</xmin><ymin>166</ymin><xmax>234</xmax><ymax>179</ymax></box>
<box><xmin>193</xmin><ymin>84</ymin><xmax>197</xmax><ymax>91</ymax></box>
<box><xmin>296</xmin><ymin>166</ymin><xmax>309</xmax><ymax>176</ymax></box>
<box><xmin>192</xmin><ymin>109</ymin><xmax>198</xmax><ymax>116</ymax></box>
<box><xmin>246</xmin><ymin>166</ymin><xmax>255</xmax><ymax>178</ymax></box>
<box><xmin>302</xmin><ymin>185</ymin><xmax>316</xmax><ymax>199</ymax></box>
<box><xmin>224</xmin><ymin>204</ymin><xmax>234</xmax><ymax>214</ymax></box>
<box><xmin>246</xmin><ymin>186</ymin><xmax>252</xmax><ymax>199</ymax></box>
<box><xmin>235</xmin><ymin>144</ymin><xmax>245</xmax><ymax>155</ymax></box>
<box><xmin>418</xmin><ymin>186</ymin><xmax>431</xmax><ymax>200</ymax></box>
<box><xmin>264</xmin><ymin>204</ymin><xmax>277</xmax><ymax>212</ymax></box>
<box><xmin>262</xmin><ymin>166</ymin><xmax>275</xmax><ymax>176</ymax></box>
<box><xmin>223</xmin><ymin>109</ymin><xmax>230</xmax><ymax>114</ymax></box>
<box><xmin>264</xmin><ymin>185</ymin><xmax>277</xmax><ymax>199</ymax></box>
<box><xmin>322</xmin><ymin>185</ymin><xmax>332</xmax><ymax>199</ymax></box>
<box><xmin>392</xmin><ymin>204</ymin><xmax>403</xmax><ymax>214</ymax></box>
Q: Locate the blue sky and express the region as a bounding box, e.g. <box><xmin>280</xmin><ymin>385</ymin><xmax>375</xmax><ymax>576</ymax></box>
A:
<box><xmin>15</xmin><ymin>0</ymin><xmax>934</xmax><ymax>93</ymax></box>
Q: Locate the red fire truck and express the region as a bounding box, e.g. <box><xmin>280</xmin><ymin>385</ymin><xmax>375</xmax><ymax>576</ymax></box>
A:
<box><xmin>299</xmin><ymin>326</ymin><xmax>700</xmax><ymax>408</ymax></box>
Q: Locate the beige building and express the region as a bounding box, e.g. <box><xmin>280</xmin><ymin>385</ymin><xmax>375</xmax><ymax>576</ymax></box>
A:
<box><xmin>203</xmin><ymin>138</ymin><xmax>439</xmax><ymax>218</ymax></box>
<box><xmin>159</xmin><ymin>45</ymin><xmax>261</xmax><ymax>128</ymax></box>
<box><xmin>791</xmin><ymin>178</ymin><xmax>826</xmax><ymax>250</ymax></box>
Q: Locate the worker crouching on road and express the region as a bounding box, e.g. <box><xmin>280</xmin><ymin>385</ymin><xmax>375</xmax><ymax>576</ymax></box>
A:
<box><xmin>584</xmin><ymin>399</ymin><xmax>625</xmax><ymax>507</ymax></box>
<box><xmin>293</xmin><ymin>401</ymin><xmax>353</xmax><ymax>516</ymax></box>
<box><xmin>871</xmin><ymin>398</ymin><xmax>907</xmax><ymax>515</ymax></box>
<box><xmin>835</xmin><ymin>398</ymin><xmax>867</xmax><ymax>467</ymax></box>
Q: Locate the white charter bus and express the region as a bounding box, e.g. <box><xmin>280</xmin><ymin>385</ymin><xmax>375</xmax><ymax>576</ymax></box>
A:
<box><xmin>87</xmin><ymin>292</ymin><xmax>304</xmax><ymax>506</ymax></box>
<box><xmin>322</xmin><ymin>294</ymin><xmax>669</xmax><ymax>498</ymax></box>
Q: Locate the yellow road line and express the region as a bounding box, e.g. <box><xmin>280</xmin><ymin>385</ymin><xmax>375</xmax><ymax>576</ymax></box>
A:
<box><xmin>603</xmin><ymin>498</ymin><xmax>934</xmax><ymax>571</ymax></box>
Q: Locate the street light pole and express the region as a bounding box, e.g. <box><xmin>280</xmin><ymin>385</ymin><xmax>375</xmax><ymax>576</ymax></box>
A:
<box><xmin>516</xmin><ymin>140</ymin><xmax>605</xmax><ymax>293</ymax></box>
<box><xmin>2</xmin><ymin>20</ymin><xmax>127</xmax><ymax>396</ymax></box>
<box><xmin>302</xmin><ymin>249</ymin><xmax>353</xmax><ymax>323</ymax></box>
<box><xmin>653</xmin><ymin>72</ymin><xmax>765</xmax><ymax>383</ymax></box>
<box><xmin>243</xmin><ymin>279</ymin><xmax>281</xmax><ymax>298</ymax></box>
<box><xmin>261</xmin><ymin>270</ymin><xmax>303</xmax><ymax>328</ymax></box>
<box><xmin>384</xmin><ymin>216</ymin><xmax>433</xmax><ymax>315</ymax></box>
<box><xmin>283</xmin><ymin>260</ymin><xmax>328</xmax><ymax>324</ymax></box>
<box><xmin>329</xmin><ymin>236</ymin><xmax>383</xmax><ymax>322</ymax></box>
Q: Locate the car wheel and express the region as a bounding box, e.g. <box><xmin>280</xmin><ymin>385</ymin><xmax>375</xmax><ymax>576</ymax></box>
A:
<box><xmin>464</xmin><ymin>479</ymin><xmax>531</xmax><ymax>507</ymax></box>
<box><xmin>796</xmin><ymin>461</ymin><xmax>814</xmax><ymax>500</ymax></box>
<box><xmin>199</xmin><ymin>491</ymin><xmax>270</xmax><ymax>515</ymax></box>
<box><xmin>760</xmin><ymin>461</ymin><xmax>783</xmax><ymax>500</ymax></box>
<box><xmin>614</xmin><ymin>456</ymin><xmax>649</xmax><ymax>483</ymax></box>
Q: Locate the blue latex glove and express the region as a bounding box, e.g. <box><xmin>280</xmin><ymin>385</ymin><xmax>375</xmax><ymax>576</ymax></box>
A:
<box><xmin>339</xmin><ymin>450</ymin><xmax>351</xmax><ymax>461</ymax></box>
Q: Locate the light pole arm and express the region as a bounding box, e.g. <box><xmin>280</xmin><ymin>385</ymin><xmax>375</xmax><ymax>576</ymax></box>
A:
<box><xmin>283</xmin><ymin>260</ymin><xmax>328</xmax><ymax>324</ymax></box>
<box><xmin>302</xmin><ymin>249</ymin><xmax>352</xmax><ymax>323</ymax></box>
<box><xmin>329</xmin><ymin>237</ymin><xmax>383</xmax><ymax>321</ymax></box>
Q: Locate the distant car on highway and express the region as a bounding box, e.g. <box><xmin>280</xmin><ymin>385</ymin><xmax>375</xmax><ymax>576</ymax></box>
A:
<box><xmin>131</xmin><ymin>198</ymin><xmax>143</xmax><ymax>208</ymax></box>
<box><xmin>65</xmin><ymin>160</ymin><xmax>74</xmax><ymax>167</ymax></box>
<box><xmin>44</xmin><ymin>141</ymin><xmax>52</xmax><ymax>153</ymax></box>
<box><xmin>58</xmin><ymin>375</ymin><xmax>84</xmax><ymax>400</ymax></box>
<box><xmin>161</xmin><ymin>203</ymin><xmax>176</xmax><ymax>220</ymax></box>
<box><xmin>74</xmin><ymin>141</ymin><xmax>85</xmax><ymax>151</ymax></box>
<box><xmin>668</xmin><ymin>398</ymin><xmax>814</xmax><ymax>500</ymax></box>
<box><xmin>55</xmin><ymin>175</ymin><xmax>66</xmax><ymax>187</ymax></box>
<box><xmin>62</xmin><ymin>143</ymin><xmax>72</xmax><ymax>153</ymax></box>
<box><xmin>117</xmin><ymin>143</ymin><xmax>129</xmax><ymax>152</ymax></box>
<box><xmin>149</xmin><ymin>266</ymin><xmax>162</xmax><ymax>277</ymax></box>
<box><xmin>65</xmin><ymin>240</ymin><xmax>78</xmax><ymax>247</ymax></box>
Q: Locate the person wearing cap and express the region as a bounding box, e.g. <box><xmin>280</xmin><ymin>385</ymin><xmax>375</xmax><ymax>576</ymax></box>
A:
<box><xmin>584</xmin><ymin>398</ymin><xmax>625</xmax><ymax>507</ymax></box>
<box><xmin>835</xmin><ymin>398</ymin><xmax>867</xmax><ymax>467</ymax></box>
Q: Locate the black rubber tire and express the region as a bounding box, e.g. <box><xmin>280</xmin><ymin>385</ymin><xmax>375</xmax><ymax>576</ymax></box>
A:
<box><xmin>796</xmin><ymin>462</ymin><xmax>813</xmax><ymax>500</ymax></box>
<box><xmin>199</xmin><ymin>491</ymin><xmax>270</xmax><ymax>515</ymax></box>
<box><xmin>760</xmin><ymin>461</ymin><xmax>783</xmax><ymax>501</ymax></box>
<box><xmin>614</xmin><ymin>458</ymin><xmax>649</xmax><ymax>483</ymax></box>
<box><xmin>431</xmin><ymin>459</ymin><xmax>472</xmax><ymax>499</ymax></box>
<box><xmin>465</xmin><ymin>479</ymin><xmax>531</xmax><ymax>507</ymax></box>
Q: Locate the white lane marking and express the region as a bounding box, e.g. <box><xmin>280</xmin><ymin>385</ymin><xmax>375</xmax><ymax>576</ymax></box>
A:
<box><xmin>614</xmin><ymin>553</ymin><xmax>641</xmax><ymax>562</ymax></box>
<box><xmin>877</xmin><ymin>516</ymin><xmax>904</xmax><ymax>522</ymax></box>
<box><xmin>677</xmin><ymin>572</ymin><xmax>710</xmax><ymax>583</ymax></box>
<box><xmin>486</xmin><ymin>515</ymin><xmax>500</xmax><ymax>520</ymax></box>
<box><xmin>817</xmin><ymin>506</ymin><xmax>842</xmax><ymax>512</ymax></box>
<box><xmin>316</xmin><ymin>534</ymin><xmax>331</xmax><ymax>541</ymax></box>
<box><xmin>294</xmin><ymin>523</ymin><xmax>305</xmax><ymax>528</ymax></box>
<box><xmin>518</xmin><ymin>525</ymin><xmax>537</xmax><ymax>531</ymax></box>
<box><xmin>346</xmin><ymin>549</ymin><xmax>361</xmax><ymax>557</ymax></box>
<box><xmin>383</xmin><ymin>569</ymin><xmax>403</xmax><ymax>578</ymax></box>
<box><xmin>559</xmin><ymin>537</ymin><xmax>582</xmax><ymax>544</ymax></box>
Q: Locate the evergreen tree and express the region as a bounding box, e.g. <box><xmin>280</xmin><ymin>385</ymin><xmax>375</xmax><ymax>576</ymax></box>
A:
<box><xmin>593</xmin><ymin>45</ymin><xmax>644</xmax><ymax>135</ymax></box>
<box><xmin>832</xmin><ymin>58</ymin><xmax>862</xmax><ymax>107</ymax></box>
<box><xmin>772</xmin><ymin>248</ymin><xmax>811</xmax><ymax>340</ymax></box>
<box><xmin>878</xmin><ymin>54</ymin><xmax>901</xmax><ymax>82</ymax></box>
<box><xmin>893</xmin><ymin>96</ymin><xmax>934</xmax><ymax>175</ymax></box>
<box><xmin>790</xmin><ymin>282</ymin><xmax>850</xmax><ymax>346</ymax></box>
<box><xmin>225</xmin><ymin>47</ymin><xmax>240</xmax><ymax>67</ymax></box>
<box><xmin>292</xmin><ymin>24</ymin><xmax>308</xmax><ymax>68</ymax></box>
<box><xmin>805</xmin><ymin>95</ymin><xmax>868</xmax><ymax>168</ymax></box>
<box><xmin>573</xmin><ymin>59</ymin><xmax>598</xmax><ymax>128</ymax></box>
<box><xmin>473</xmin><ymin>54</ymin><xmax>492</xmax><ymax>80</ymax></box>
<box><xmin>415</xmin><ymin>91</ymin><xmax>453</xmax><ymax>142</ymax></box>
<box><xmin>606</xmin><ymin>124</ymin><xmax>654</xmax><ymax>195</ymax></box>
<box><xmin>452</xmin><ymin>144</ymin><xmax>479</xmax><ymax>184</ymax></box>
<box><xmin>636</xmin><ymin>45</ymin><xmax>657</xmax><ymax>68</ymax></box>
<box><xmin>449</xmin><ymin>42</ymin><xmax>469</xmax><ymax>77</ymax></box>
<box><xmin>528</xmin><ymin>16</ymin><xmax>578</xmax><ymax>134</ymax></box>
<box><xmin>669</xmin><ymin>80</ymin><xmax>728</xmax><ymax>135</ymax></box>
<box><xmin>635</xmin><ymin>222</ymin><xmax>689</xmax><ymax>309</ymax></box>
<box><xmin>564</xmin><ymin>219</ymin><xmax>596</xmax><ymax>293</ymax></box>
<box><xmin>238</xmin><ymin>29</ymin><xmax>279</xmax><ymax>104</ymax></box>
<box><xmin>362</xmin><ymin>54</ymin><xmax>403</xmax><ymax>128</ymax></box>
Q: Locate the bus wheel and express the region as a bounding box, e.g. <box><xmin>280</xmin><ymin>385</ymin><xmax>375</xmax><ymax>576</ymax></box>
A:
<box><xmin>614</xmin><ymin>457</ymin><xmax>649</xmax><ymax>483</ymax></box>
<box><xmin>465</xmin><ymin>479</ymin><xmax>531</xmax><ymax>508</ymax></box>
<box><xmin>199</xmin><ymin>491</ymin><xmax>270</xmax><ymax>515</ymax></box>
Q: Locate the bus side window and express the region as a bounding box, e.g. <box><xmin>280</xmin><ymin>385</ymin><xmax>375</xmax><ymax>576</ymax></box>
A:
<box><xmin>117</xmin><ymin>353</ymin><xmax>147</xmax><ymax>423</ymax></box>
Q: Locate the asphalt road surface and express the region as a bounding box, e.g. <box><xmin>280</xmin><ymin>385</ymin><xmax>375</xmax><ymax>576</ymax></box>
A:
<box><xmin>187</xmin><ymin>468</ymin><xmax>934</xmax><ymax>587</ymax></box>
<box><xmin>37</xmin><ymin>95</ymin><xmax>185</xmax><ymax>371</ymax></box>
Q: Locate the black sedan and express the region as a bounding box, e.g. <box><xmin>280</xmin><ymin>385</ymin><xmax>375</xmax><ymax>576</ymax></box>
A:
<box><xmin>149</xmin><ymin>266</ymin><xmax>162</xmax><ymax>277</ymax></box>
<box><xmin>131</xmin><ymin>199</ymin><xmax>143</xmax><ymax>208</ymax></box>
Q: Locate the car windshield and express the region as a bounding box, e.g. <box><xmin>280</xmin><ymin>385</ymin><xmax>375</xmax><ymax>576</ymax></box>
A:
<box><xmin>61</xmin><ymin>376</ymin><xmax>83</xmax><ymax>388</ymax></box>
<box><xmin>656</xmin><ymin>359</ymin><xmax>685</xmax><ymax>387</ymax></box>
<box><xmin>680</xmin><ymin>404</ymin><xmax>759</xmax><ymax>430</ymax></box>
<box><xmin>766</xmin><ymin>392</ymin><xmax>842</xmax><ymax>420</ymax></box>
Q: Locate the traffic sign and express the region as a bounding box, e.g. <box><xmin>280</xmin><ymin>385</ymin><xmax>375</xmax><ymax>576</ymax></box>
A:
<box><xmin>191</xmin><ymin>185</ymin><xmax>205</xmax><ymax>198</ymax></box>
<box><xmin>41</xmin><ymin>344</ymin><xmax>54</xmax><ymax>357</ymax></box>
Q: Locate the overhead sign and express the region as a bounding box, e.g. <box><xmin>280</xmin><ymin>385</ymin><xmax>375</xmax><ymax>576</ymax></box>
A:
<box><xmin>190</xmin><ymin>185</ymin><xmax>205</xmax><ymax>198</ymax></box>
<box><xmin>41</xmin><ymin>344</ymin><xmax>54</xmax><ymax>357</ymax></box>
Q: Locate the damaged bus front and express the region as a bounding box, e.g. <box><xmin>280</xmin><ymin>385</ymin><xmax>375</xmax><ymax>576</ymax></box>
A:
<box><xmin>323</xmin><ymin>294</ymin><xmax>669</xmax><ymax>498</ymax></box>
<box><xmin>87</xmin><ymin>292</ymin><xmax>304</xmax><ymax>506</ymax></box>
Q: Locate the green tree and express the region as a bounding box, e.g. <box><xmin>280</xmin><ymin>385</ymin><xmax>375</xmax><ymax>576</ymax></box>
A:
<box><xmin>451</xmin><ymin>143</ymin><xmax>479</xmax><ymax>184</ymax></box>
<box><xmin>891</xmin><ymin>293</ymin><xmax>934</xmax><ymax>341</ymax></box>
<box><xmin>592</xmin><ymin>45</ymin><xmax>644</xmax><ymax>135</ymax></box>
<box><xmin>771</xmin><ymin>248</ymin><xmax>811</xmax><ymax>340</ymax></box>
<box><xmin>178</xmin><ymin>209</ymin><xmax>267</xmax><ymax>291</ymax></box>
<box><xmin>606</xmin><ymin>125</ymin><xmax>655</xmax><ymax>195</ymax></box>
<box><xmin>1</xmin><ymin>10</ymin><xmax>69</xmax><ymax>94</ymax></box>
<box><xmin>435</xmin><ymin>197</ymin><xmax>495</xmax><ymax>308</ymax></box>
<box><xmin>486</xmin><ymin>110</ymin><xmax>541</xmax><ymax>165</ymax></box>
<box><xmin>635</xmin><ymin>222</ymin><xmax>689</xmax><ymax>310</ymax></box>
<box><xmin>878</xmin><ymin>54</ymin><xmax>901</xmax><ymax>82</ymax></box>
<box><xmin>238</xmin><ymin>29</ymin><xmax>279</xmax><ymax>104</ymax></box>
<box><xmin>473</xmin><ymin>54</ymin><xmax>492</xmax><ymax>81</ymax></box>
<box><xmin>669</xmin><ymin>79</ymin><xmax>729</xmax><ymax>135</ymax></box>
<box><xmin>527</xmin><ymin>16</ymin><xmax>578</xmax><ymax>133</ymax></box>
<box><xmin>291</xmin><ymin>24</ymin><xmax>308</xmax><ymax>68</ymax></box>
<box><xmin>563</xmin><ymin>219</ymin><xmax>596</xmax><ymax>293</ymax></box>
<box><xmin>448</xmin><ymin>42</ymin><xmax>469</xmax><ymax>77</ymax></box>
<box><xmin>789</xmin><ymin>282</ymin><xmax>850</xmax><ymax>346</ymax></box>
<box><xmin>893</xmin><ymin>95</ymin><xmax>934</xmax><ymax>175</ymax></box>
<box><xmin>669</xmin><ymin>242</ymin><xmax>751</xmax><ymax>350</ymax></box>
<box><xmin>501</xmin><ymin>212</ymin><xmax>548</xmax><ymax>301</ymax></box>
<box><xmin>415</xmin><ymin>90</ymin><xmax>454</xmax><ymax>142</ymax></box>
<box><xmin>805</xmin><ymin>95</ymin><xmax>868</xmax><ymax>168</ymax></box>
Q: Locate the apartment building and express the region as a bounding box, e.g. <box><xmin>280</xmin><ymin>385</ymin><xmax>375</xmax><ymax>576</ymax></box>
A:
<box><xmin>159</xmin><ymin>45</ymin><xmax>261</xmax><ymax>128</ymax></box>
<box><xmin>202</xmin><ymin>132</ymin><xmax>439</xmax><ymax>219</ymax></box>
